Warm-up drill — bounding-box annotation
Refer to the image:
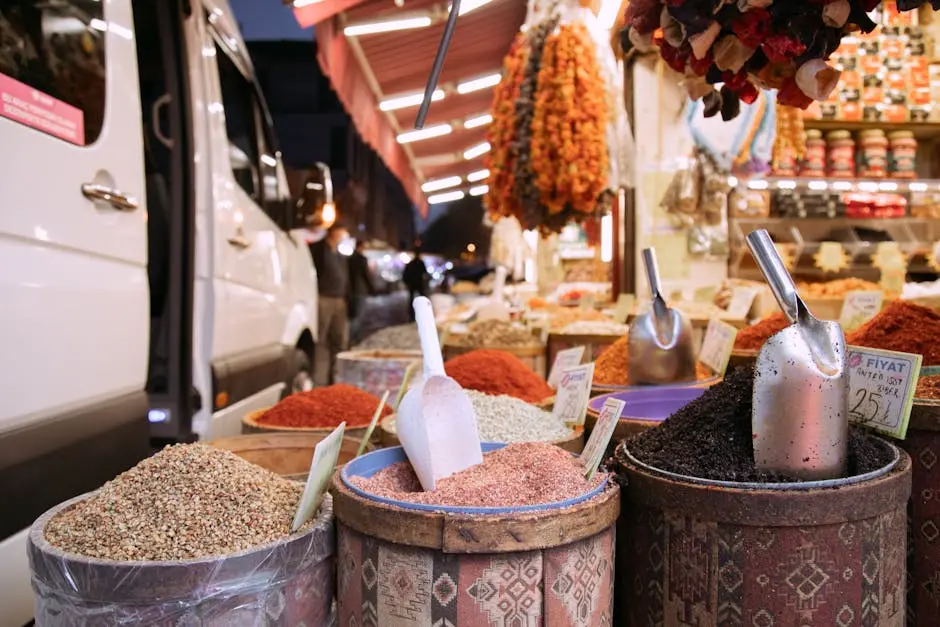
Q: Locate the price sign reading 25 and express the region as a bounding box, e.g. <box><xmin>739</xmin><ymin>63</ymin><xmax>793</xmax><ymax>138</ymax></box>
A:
<box><xmin>845</xmin><ymin>346</ymin><xmax>922</xmax><ymax>440</ymax></box>
<box><xmin>849</xmin><ymin>388</ymin><xmax>892</xmax><ymax>427</ymax></box>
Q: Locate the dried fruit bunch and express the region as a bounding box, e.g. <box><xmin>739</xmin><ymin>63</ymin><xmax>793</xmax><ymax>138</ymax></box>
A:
<box><xmin>772</xmin><ymin>104</ymin><xmax>806</xmax><ymax>171</ymax></box>
<box><xmin>484</xmin><ymin>33</ymin><xmax>528</xmax><ymax>221</ymax></box>
<box><xmin>621</xmin><ymin>0</ymin><xmax>927</xmax><ymax>120</ymax></box>
<box><xmin>531</xmin><ymin>23</ymin><xmax>609</xmax><ymax>219</ymax></box>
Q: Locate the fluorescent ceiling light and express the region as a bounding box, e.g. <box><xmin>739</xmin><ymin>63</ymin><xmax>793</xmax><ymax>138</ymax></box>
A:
<box><xmin>428</xmin><ymin>190</ymin><xmax>465</xmax><ymax>204</ymax></box>
<box><xmin>463</xmin><ymin>142</ymin><xmax>491</xmax><ymax>160</ymax></box>
<box><xmin>422</xmin><ymin>176</ymin><xmax>463</xmax><ymax>193</ymax></box>
<box><xmin>455</xmin><ymin>0</ymin><xmax>492</xmax><ymax>15</ymax></box>
<box><xmin>456</xmin><ymin>73</ymin><xmax>502</xmax><ymax>94</ymax></box>
<box><xmin>293</xmin><ymin>0</ymin><xmax>325</xmax><ymax>7</ymax></box>
<box><xmin>344</xmin><ymin>15</ymin><xmax>433</xmax><ymax>37</ymax></box>
<box><xmin>397</xmin><ymin>123</ymin><xmax>452</xmax><ymax>144</ymax></box>
<box><xmin>379</xmin><ymin>89</ymin><xmax>444</xmax><ymax>111</ymax></box>
<box><xmin>463</xmin><ymin>113</ymin><xmax>493</xmax><ymax>129</ymax></box>
<box><xmin>261</xmin><ymin>153</ymin><xmax>277</xmax><ymax>167</ymax></box>
<box><xmin>469</xmin><ymin>185</ymin><xmax>488</xmax><ymax>197</ymax></box>
<box><xmin>467</xmin><ymin>169</ymin><xmax>489</xmax><ymax>182</ymax></box>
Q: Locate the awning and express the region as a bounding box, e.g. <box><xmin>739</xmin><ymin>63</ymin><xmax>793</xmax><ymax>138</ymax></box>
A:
<box><xmin>308</xmin><ymin>0</ymin><xmax>526</xmax><ymax>217</ymax></box>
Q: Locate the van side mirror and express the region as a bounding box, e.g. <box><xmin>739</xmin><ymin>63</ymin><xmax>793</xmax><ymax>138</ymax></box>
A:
<box><xmin>293</xmin><ymin>162</ymin><xmax>334</xmax><ymax>228</ymax></box>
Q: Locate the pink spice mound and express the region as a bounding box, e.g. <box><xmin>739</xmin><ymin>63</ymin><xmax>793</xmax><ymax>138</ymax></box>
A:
<box><xmin>349</xmin><ymin>442</ymin><xmax>603</xmax><ymax>508</ymax></box>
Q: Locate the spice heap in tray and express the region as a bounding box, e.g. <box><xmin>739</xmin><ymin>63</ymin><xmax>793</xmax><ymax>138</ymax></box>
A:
<box><xmin>385</xmin><ymin>390</ymin><xmax>571</xmax><ymax>444</ymax></box>
<box><xmin>450</xmin><ymin>319</ymin><xmax>541</xmax><ymax>348</ymax></box>
<box><xmin>445</xmin><ymin>349</ymin><xmax>552</xmax><ymax>403</ymax></box>
<box><xmin>44</xmin><ymin>444</ymin><xmax>309</xmax><ymax>561</ymax></box>
<box><xmin>350</xmin><ymin>442</ymin><xmax>601</xmax><ymax>508</ymax></box>
<box><xmin>353</xmin><ymin>324</ymin><xmax>420</xmax><ymax>351</ymax></box>
<box><xmin>256</xmin><ymin>384</ymin><xmax>392</xmax><ymax>429</ymax></box>
<box><xmin>847</xmin><ymin>300</ymin><xmax>940</xmax><ymax>365</ymax></box>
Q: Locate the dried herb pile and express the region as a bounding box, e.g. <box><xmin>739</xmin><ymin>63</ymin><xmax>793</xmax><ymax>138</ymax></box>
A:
<box><xmin>621</xmin><ymin>366</ymin><xmax>893</xmax><ymax>483</ymax></box>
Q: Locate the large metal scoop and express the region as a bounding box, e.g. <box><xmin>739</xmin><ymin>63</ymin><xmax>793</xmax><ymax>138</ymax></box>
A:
<box><xmin>746</xmin><ymin>229</ymin><xmax>848</xmax><ymax>480</ymax></box>
<box><xmin>396</xmin><ymin>296</ymin><xmax>482</xmax><ymax>491</ymax></box>
<box><xmin>628</xmin><ymin>248</ymin><xmax>697</xmax><ymax>384</ymax></box>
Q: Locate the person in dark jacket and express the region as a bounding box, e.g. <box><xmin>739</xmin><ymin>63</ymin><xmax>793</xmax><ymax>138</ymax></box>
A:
<box><xmin>402</xmin><ymin>246</ymin><xmax>429</xmax><ymax>320</ymax></box>
<box><xmin>347</xmin><ymin>240</ymin><xmax>374</xmax><ymax>319</ymax></box>
<box><xmin>309</xmin><ymin>223</ymin><xmax>350</xmax><ymax>386</ymax></box>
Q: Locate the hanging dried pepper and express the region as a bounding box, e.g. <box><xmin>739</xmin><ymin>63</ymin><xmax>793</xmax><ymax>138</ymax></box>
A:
<box><xmin>531</xmin><ymin>23</ymin><xmax>609</xmax><ymax>218</ymax></box>
<box><xmin>484</xmin><ymin>33</ymin><xmax>528</xmax><ymax>221</ymax></box>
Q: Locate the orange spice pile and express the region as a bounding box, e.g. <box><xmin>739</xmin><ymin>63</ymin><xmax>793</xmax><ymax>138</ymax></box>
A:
<box><xmin>733</xmin><ymin>313</ymin><xmax>790</xmax><ymax>352</ymax></box>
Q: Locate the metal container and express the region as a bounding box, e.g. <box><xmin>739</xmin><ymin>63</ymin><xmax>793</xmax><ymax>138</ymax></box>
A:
<box><xmin>334</xmin><ymin>349</ymin><xmax>421</xmax><ymax>400</ymax></box>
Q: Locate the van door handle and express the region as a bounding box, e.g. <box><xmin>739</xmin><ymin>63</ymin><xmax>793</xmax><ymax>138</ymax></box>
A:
<box><xmin>81</xmin><ymin>183</ymin><xmax>139</xmax><ymax>212</ymax></box>
<box><xmin>227</xmin><ymin>235</ymin><xmax>251</xmax><ymax>249</ymax></box>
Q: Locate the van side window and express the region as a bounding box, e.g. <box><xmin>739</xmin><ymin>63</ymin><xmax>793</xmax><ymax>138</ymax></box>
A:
<box><xmin>0</xmin><ymin>1</ymin><xmax>106</xmax><ymax>145</ymax></box>
<box><xmin>215</xmin><ymin>42</ymin><xmax>259</xmax><ymax>201</ymax></box>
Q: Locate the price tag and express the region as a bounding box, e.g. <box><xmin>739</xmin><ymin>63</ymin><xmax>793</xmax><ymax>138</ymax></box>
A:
<box><xmin>846</xmin><ymin>346</ymin><xmax>922</xmax><ymax>440</ymax></box>
<box><xmin>552</xmin><ymin>363</ymin><xmax>595</xmax><ymax>427</ymax></box>
<box><xmin>579</xmin><ymin>292</ymin><xmax>596</xmax><ymax>310</ymax></box>
<box><xmin>693</xmin><ymin>286</ymin><xmax>717</xmax><ymax>303</ymax></box>
<box><xmin>291</xmin><ymin>422</ymin><xmax>345</xmax><ymax>531</ymax></box>
<box><xmin>839</xmin><ymin>291</ymin><xmax>883</xmax><ymax>332</ymax></box>
<box><xmin>699</xmin><ymin>318</ymin><xmax>738</xmax><ymax>376</ymax></box>
<box><xmin>613</xmin><ymin>293</ymin><xmax>636</xmax><ymax>323</ymax></box>
<box><xmin>725</xmin><ymin>287</ymin><xmax>757</xmax><ymax>319</ymax></box>
<box><xmin>581</xmin><ymin>397</ymin><xmax>627</xmax><ymax>480</ymax></box>
<box><xmin>814</xmin><ymin>241</ymin><xmax>850</xmax><ymax>273</ymax></box>
<box><xmin>548</xmin><ymin>346</ymin><xmax>586</xmax><ymax>388</ymax></box>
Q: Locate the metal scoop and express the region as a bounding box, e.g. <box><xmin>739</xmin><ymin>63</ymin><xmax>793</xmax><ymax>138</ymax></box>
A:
<box><xmin>747</xmin><ymin>229</ymin><xmax>847</xmax><ymax>480</ymax></box>
<box><xmin>396</xmin><ymin>296</ymin><xmax>482</xmax><ymax>491</ymax></box>
<box><xmin>628</xmin><ymin>248</ymin><xmax>697</xmax><ymax>384</ymax></box>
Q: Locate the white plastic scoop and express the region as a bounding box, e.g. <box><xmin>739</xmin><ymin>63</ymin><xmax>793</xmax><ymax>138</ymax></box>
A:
<box><xmin>397</xmin><ymin>296</ymin><xmax>482</xmax><ymax>491</ymax></box>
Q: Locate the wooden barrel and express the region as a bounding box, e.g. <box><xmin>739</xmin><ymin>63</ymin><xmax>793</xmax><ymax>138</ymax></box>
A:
<box><xmin>334</xmin><ymin>349</ymin><xmax>421</xmax><ymax>399</ymax></box>
<box><xmin>901</xmin><ymin>399</ymin><xmax>940</xmax><ymax>623</ymax></box>
<box><xmin>443</xmin><ymin>342</ymin><xmax>547</xmax><ymax>378</ymax></box>
<box><xmin>615</xmin><ymin>440</ymin><xmax>910</xmax><ymax>626</ymax></box>
<box><xmin>332</xmin><ymin>463</ymin><xmax>619</xmax><ymax>626</ymax></box>
<box><xmin>378</xmin><ymin>415</ymin><xmax>586</xmax><ymax>454</ymax></box>
<box><xmin>208</xmin><ymin>432</ymin><xmax>372</xmax><ymax>476</ymax></box>
<box><xmin>28</xmin><ymin>493</ymin><xmax>336</xmax><ymax>626</ymax></box>
<box><xmin>241</xmin><ymin>409</ymin><xmax>369</xmax><ymax>441</ymax></box>
<box><xmin>547</xmin><ymin>332</ymin><xmax>621</xmax><ymax>366</ymax></box>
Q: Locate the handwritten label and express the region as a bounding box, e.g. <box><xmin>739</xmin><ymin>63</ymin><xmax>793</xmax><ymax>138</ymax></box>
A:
<box><xmin>699</xmin><ymin>318</ymin><xmax>738</xmax><ymax>376</ymax></box>
<box><xmin>579</xmin><ymin>292</ymin><xmax>596</xmax><ymax>310</ymax></box>
<box><xmin>726</xmin><ymin>287</ymin><xmax>757</xmax><ymax>319</ymax></box>
<box><xmin>846</xmin><ymin>346</ymin><xmax>922</xmax><ymax>440</ymax></box>
<box><xmin>839</xmin><ymin>291</ymin><xmax>883</xmax><ymax>332</ymax></box>
<box><xmin>552</xmin><ymin>363</ymin><xmax>595</xmax><ymax>427</ymax></box>
<box><xmin>292</xmin><ymin>422</ymin><xmax>345</xmax><ymax>531</ymax></box>
<box><xmin>581</xmin><ymin>397</ymin><xmax>627</xmax><ymax>479</ymax></box>
<box><xmin>814</xmin><ymin>241</ymin><xmax>850</xmax><ymax>273</ymax></box>
<box><xmin>613</xmin><ymin>293</ymin><xmax>636</xmax><ymax>323</ymax></box>
<box><xmin>0</xmin><ymin>72</ymin><xmax>85</xmax><ymax>145</ymax></box>
<box><xmin>548</xmin><ymin>346</ymin><xmax>586</xmax><ymax>388</ymax></box>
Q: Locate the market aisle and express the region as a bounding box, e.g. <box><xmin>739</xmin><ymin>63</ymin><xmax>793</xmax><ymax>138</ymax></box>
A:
<box><xmin>349</xmin><ymin>291</ymin><xmax>411</xmax><ymax>347</ymax></box>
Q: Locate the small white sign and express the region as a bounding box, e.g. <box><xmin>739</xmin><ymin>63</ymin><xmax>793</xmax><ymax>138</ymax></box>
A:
<box><xmin>552</xmin><ymin>363</ymin><xmax>595</xmax><ymax>427</ymax></box>
<box><xmin>581</xmin><ymin>397</ymin><xmax>627</xmax><ymax>479</ymax></box>
<box><xmin>291</xmin><ymin>422</ymin><xmax>345</xmax><ymax>532</ymax></box>
<box><xmin>548</xmin><ymin>346</ymin><xmax>587</xmax><ymax>388</ymax></box>
<box><xmin>839</xmin><ymin>291</ymin><xmax>883</xmax><ymax>332</ymax></box>
<box><xmin>726</xmin><ymin>287</ymin><xmax>757</xmax><ymax>319</ymax></box>
<box><xmin>846</xmin><ymin>346</ymin><xmax>922</xmax><ymax>440</ymax></box>
<box><xmin>699</xmin><ymin>318</ymin><xmax>738</xmax><ymax>376</ymax></box>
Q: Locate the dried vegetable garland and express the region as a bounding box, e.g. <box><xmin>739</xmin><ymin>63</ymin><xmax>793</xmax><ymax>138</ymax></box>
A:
<box><xmin>531</xmin><ymin>23</ymin><xmax>609</xmax><ymax>221</ymax></box>
<box><xmin>484</xmin><ymin>33</ymin><xmax>528</xmax><ymax>221</ymax></box>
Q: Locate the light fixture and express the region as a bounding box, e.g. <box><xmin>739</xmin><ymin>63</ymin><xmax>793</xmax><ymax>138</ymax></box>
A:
<box><xmin>747</xmin><ymin>179</ymin><xmax>768</xmax><ymax>190</ymax></box>
<box><xmin>467</xmin><ymin>169</ymin><xmax>489</xmax><ymax>182</ymax></box>
<box><xmin>379</xmin><ymin>89</ymin><xmax>444</xmax><ymax>112</ymax></box>
<box><xmin>469</xmin><ymin>185</ymin><xmax>488</xmax><ymax>197</ymax></box>
<box><xmin>808</xmin><ymin>180</ymin><xmax>829</xmax><ymax>191</ymax></box>
<box><xmin>428</xmin><ymin>190</ymin><xmax>465</xmax><ymax>204</ymax></box>
<box><xmin>293</xmin><ymin>0</ymin><xmax>325</xmax><ymax>6</ymax></box>
<box><xmin>344</xmin><ymin>15</ymin><xmax>433</xmax><ymax>37</ymax></box>
<box><xmin>455</xmin><ymin>0</ymin><xmax>492</xmax><ymax>15</ymax></box>
<box><xmin>321</xmin><ymin>202</ymin><xmax>336</xmax><ymax>227</ymax></box>
<box><xmin>422</xmin><ymin>176</ymin><xmax>463</xmax><ymax>193</ymax></box>
<box><xmin>463</xmin><ymin>113</ymin><xmax>493</xmax><ymax>129</ymax></box>
<box><xmin>600</xmin><ymin>213</ymin><xmax>613</xmax><ymax>263</ymax></box>
<box><xmin>456</xmin><ymin>73</ymin><xmax>502</xmax><ymax>94</ymax></box>
<box><xmin>397</xmin><ymin>123</ymin><xmax>452</xmax><ymax>144</ymax></box>
<box><xmin>463</xmin><ymin>142</ymin><xmax>491</xmax><ymax>160</ymax></box>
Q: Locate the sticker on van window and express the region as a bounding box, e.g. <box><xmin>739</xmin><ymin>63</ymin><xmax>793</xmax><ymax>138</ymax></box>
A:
<box><xmin>0</xmin><ymin>73</ymin><xmax>84</xmax><ymax>146</ymax></box>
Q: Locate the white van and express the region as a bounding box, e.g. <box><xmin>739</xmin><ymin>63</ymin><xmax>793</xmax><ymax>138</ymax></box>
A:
<box><xmin>0</xmin><ymin>1</ymin><xmax>322</xmax><ymax>622</ymax></box>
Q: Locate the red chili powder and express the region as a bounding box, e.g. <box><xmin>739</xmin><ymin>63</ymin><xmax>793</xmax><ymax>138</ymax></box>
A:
<box><xmin>847</xmin><ymin>301</ymin><xmax>940</xmax><ymax>366</ymax></box>
<box><xmin>733</xmin><ymin>312</ymin><xmax>790</xmax><ymax>351</ymax></box>
<box><xmin>257</xmin><ymin>384</ymin><xmax>392</xmax><ymax>429</ymax></box>
<box><xmin>445</xmin><ymin>349</ymin><xmax>552</xmax><ymax>403</ymax></box>
<box><xmin>349</xmin><ymin>442</ymin><xmax>603</xmax><ymax>508</ymax></box>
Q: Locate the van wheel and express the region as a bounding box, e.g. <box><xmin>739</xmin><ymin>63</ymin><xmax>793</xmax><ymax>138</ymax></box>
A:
<box><xmin>289</xmin><ymin>348</ymin><xmax>314</xmax><ymax>395</ymax></box>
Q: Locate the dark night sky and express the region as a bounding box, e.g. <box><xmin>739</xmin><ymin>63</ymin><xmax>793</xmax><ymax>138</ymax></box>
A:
<box><xmin>229</xmin><ymin>0</ymin><xmax>311</xmax><ymax>41</ymax></box>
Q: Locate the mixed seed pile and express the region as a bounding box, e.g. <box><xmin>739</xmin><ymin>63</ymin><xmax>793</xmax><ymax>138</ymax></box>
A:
<box><xmin>386</xmin><ymin>390</ymin><xmax>572</xmax><ymax>443</ymax></box>
<box><xmin>451</xmin><ymin>319</ymin><xmax>541</xmax><ymax>347</ymax></box>
<box><xmin>44</xmin><ymin>444</ymin><xmax>307</xmax><ymax>562</ymax></box>
<box><xmin>354</xmin><ymin>324</ymin><xmax>420</xmax><ymax>351</ymax></box>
